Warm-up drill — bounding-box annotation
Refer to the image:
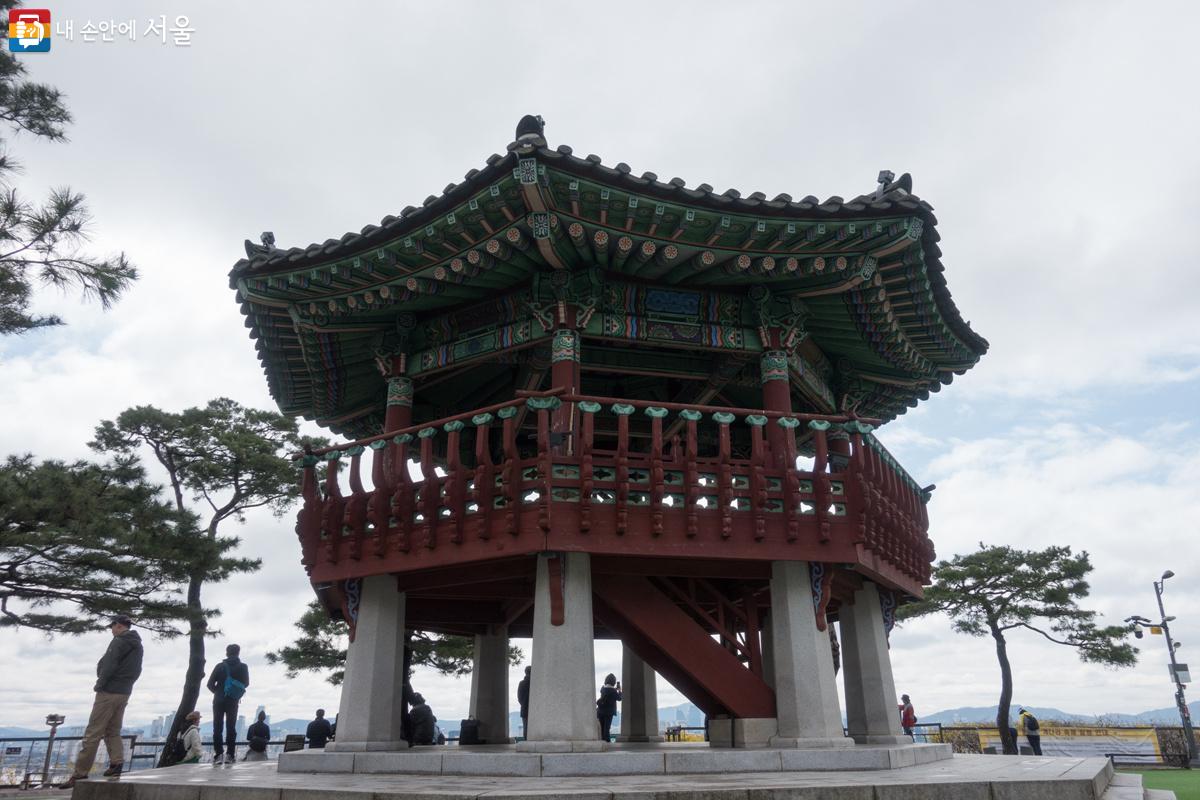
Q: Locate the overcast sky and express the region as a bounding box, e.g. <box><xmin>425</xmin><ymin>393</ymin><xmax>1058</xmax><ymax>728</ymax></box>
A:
<box><xmin>2</xmin><ymin>1</ymin><xmax>1199</xmax><ymax>731</ymax></box>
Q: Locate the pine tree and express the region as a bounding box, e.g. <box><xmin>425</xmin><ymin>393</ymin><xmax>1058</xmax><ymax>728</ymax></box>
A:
<box><xmin>0</xmin><ymin>1</ymin><xmax>136</xmax><ymax>334</ymax></box>
<box><xmin>899</xmin><ymin>544</ymin><xmax>1136</xmax><ymax>754</ymax></box>
<box><xmin>91</xmin><ymin>398</ymin><xmax>319</xmax><ymax>764</ymax></box>
<box><xmin>0</xmin><ymin>454</ymin><xmax>196</xmax><ymax>633</ymax></box>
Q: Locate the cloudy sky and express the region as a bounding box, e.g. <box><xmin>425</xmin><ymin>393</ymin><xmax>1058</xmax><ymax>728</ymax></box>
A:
<box><xmin>3</xmin><ymin>1</ymin><xmax>1199</xmax><ymax>731</ymax></box>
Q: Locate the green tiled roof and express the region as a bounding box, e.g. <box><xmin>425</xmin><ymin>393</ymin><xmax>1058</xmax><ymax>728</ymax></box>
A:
<box><xmin>230</xmin><ymin>116</ymin><xmax>986</xmax><ymax>437</ymax></box>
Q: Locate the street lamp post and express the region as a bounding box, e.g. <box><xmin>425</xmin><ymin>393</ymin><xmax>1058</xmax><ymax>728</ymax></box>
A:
<box><xmin>41</xmin><ymin>714</ymin><xmax>64</xmax><ymax>786</ymax></box>
<box><xmin>1153</xmin><ymin>571</ymin><xmax>1198</xmax><ymax>768</ymax></box>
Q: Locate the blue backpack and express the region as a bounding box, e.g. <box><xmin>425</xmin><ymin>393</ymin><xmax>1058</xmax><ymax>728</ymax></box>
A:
<box><xmin>223</xmin><ymin>666</ymin><xmax>247</xmax><ymax>700</ymax></box>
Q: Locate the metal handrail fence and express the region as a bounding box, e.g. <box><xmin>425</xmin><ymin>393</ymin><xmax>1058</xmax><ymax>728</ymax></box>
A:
<box><xmin>0</xmin><ymin>736</ymin><xmax>310</xmax><ymax>786</ymax></box>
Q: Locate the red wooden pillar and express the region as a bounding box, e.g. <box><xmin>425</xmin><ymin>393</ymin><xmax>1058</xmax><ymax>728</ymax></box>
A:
<box><xmin>384</xmin><ymin>375</ymin><xmax>413</xmax><ymax>482</ymax></box>
<box><xmin>550</xmin><ymin>325</ymin><xmax>579</xmax><ymax>456</ymax></box>
<box><xmin>759</xmin><ymin>350</ymin><xmax>792</xmax><ymax>467</ymax></box>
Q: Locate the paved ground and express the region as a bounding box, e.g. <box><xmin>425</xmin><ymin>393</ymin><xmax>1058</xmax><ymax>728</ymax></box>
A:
<box><xmin>68</xmin><ymin>754</ymin><xmax>1117</xmax><ymax>800</ymax></box>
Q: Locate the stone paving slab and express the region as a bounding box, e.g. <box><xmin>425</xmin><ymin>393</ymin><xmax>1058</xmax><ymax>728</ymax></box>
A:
<box><xmin>68</xmin><ymin>754</ymin><xmax>1124</xmax><ymax>800</ymax></box>
<box><xmin>277</xmin><ymin>743</ymin><xmax>952</xmax><ymax>777</ymax></box>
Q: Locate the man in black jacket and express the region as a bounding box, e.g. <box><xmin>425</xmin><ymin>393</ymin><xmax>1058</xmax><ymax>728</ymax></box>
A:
<box><xmin>306</xmin><ymin>709</ymin><xmax>333</xmax><ymax>749</ymax></box>
<box><xmin>206</xmin><ymin>644</ymin><xmax>250</xmax><ymax>764</ymax></box>
<box><xmin>409</xmin><ymin>693</ymin><xmax>437</xmax><ymax>746</ymax></box>
<box><xmin>517</xmin><ymin>666</ymin><xmax>531</xmax><ymax>738</ymax></box>
<box><xmin>62</xmin><ymin>615</ymin><xmax>143</xmax><ymax>787</ymax></box>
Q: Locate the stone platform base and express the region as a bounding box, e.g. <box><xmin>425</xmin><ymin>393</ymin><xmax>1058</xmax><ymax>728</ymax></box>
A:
<box><xmin>70</xmin><ymin>753</ymin><xmax>1136</xmax><ymax>800</ymax></box>
<box><xmin>278</xmin><ymin>741</ymin><xmax>952</xmax><ymax>777</ymax></box>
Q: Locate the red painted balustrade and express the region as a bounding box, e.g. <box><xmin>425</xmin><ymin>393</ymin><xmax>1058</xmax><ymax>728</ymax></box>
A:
<box><xmin>294</xmin><ymin>392</ymin><xmax>935</xmax><ymax>595</ymax></box>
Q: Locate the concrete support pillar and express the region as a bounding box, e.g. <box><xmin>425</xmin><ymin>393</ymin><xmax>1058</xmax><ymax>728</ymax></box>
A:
<box><xmin>469</xmin><ymin>625</ymin><xmax>511</xmax><ymax>744</ymax></box>
<box><xmin>519</xmin><ymin>552</ymin><xmax>603</xmax><ymax>752</ymax></box>
<box><xmin>768</xmin><ymin>561</ymin><xmax>852</xmax><ymax>748</ymax></box>
<box><xmin>761</xmin><ymin>612</ymin><xmax>775</xmax><ymax>690</ymax></box>
<box><xmin>841</xmin><ymin>582</ymin><xmax>909</xmax><ymax>744</ymax></box>
<box><xmin>328</xmin><ymin>575</ymin><xmax>407</xmax><ymax>751</ymax></box>
<box><xmin>616</xmin><ymin>645</ymin><xmax>663</xmax><ymax>742</ymax></box>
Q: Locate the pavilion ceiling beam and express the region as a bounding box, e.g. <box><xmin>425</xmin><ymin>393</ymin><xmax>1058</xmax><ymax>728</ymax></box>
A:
<box><xmin>663</xmin><ymin>355</ymin><xmax>750</xmax><ymax>441</ymax></box>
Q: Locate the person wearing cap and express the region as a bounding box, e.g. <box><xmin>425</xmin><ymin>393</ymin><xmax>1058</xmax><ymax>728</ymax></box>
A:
<box><xmin>179</xmin><ymin>711</ymin><xmax>204</xmax><ymax>764</ymax></box>
<box><xmin>61</xmin><ymin>615</ymin><xmax>144</xmax><ymax>787</ymax></box>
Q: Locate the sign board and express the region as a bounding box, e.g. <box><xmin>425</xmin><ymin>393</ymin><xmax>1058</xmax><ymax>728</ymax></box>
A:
<box><xmin>1170</xmin><ymin>663</ymin><xmax>1191</xmax><ymax>684</ymax></box>
<box><xmin>4</xmin><ymin>746</ymin><xmax>20</xmax><ymax>754</ymax></box>
<box><xmin>1150</xmin><ymin>626</ymin><xmax>1163</xmax><ymax>635</ymax></box>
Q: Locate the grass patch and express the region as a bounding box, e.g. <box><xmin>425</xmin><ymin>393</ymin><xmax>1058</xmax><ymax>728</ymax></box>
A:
<box><xmin>1120</xmin><ymin>768</ymin><xmax>1200</xmax><ymax>800</ymax></box>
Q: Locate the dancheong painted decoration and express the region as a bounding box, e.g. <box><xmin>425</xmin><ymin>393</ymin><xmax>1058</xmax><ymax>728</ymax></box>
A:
<box><xmin>229</xmin><ymin>116</ymin><xmax>986</xmax><ymax>746</ymax></box>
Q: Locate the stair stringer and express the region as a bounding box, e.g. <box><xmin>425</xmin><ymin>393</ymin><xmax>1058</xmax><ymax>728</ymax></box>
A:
<box><xmin>592</xmin><ymin>573</ymin><xmax>775</xmax><ymax>719</ymax></box>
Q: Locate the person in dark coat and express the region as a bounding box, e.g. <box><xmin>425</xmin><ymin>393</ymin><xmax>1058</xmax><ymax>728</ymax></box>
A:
<box><xmin>596</xmin><ymin>673</ymin><xmax>622</xmax><ymax>742</ymax></box>
<box><xmin>517</xmin><ymin>666</ymin><xmax>531</xmax><ymax>737</ymax></box>
<box><xmin>306</xmin><ymin>709</ymin><xmax>333</xmax><ymax>748</ymax></box>
<box><xmin>62</xmin><ymin>615</ymin><xmax>144</xmax><ymax>787</ymax></box>
<box><xmin>207</xmin><ymin>644</ymin><xmax>250</xmax><ymax>764</ymax></box>
<box><xmin>408</xmin><ymin>693</ymin><xmax>437</xmax><ymax>746</ymax></box>
<box><xmin>244</xmin><ymin>710</ymin><xmax>270</xmax><ymax>761</ymax></box>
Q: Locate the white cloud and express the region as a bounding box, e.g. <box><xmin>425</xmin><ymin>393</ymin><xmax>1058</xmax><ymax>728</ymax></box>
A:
<box><xmin>3</xmin><ymin>0</ymin><xmax>1200</xmax><ymax>730</ymax></box>
<box><xmin>892</xmin><ymin>419</ymin><xmax>1200</xmax><ymax>717</ymax></box>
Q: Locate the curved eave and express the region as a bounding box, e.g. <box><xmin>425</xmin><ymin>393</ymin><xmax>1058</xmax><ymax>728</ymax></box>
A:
<box><xmin>232</xmin><ymin>125</ymin><xmax>987</xmax><ymax>435</ymax></box>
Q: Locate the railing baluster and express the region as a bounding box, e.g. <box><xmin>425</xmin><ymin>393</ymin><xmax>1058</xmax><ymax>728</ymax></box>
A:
<box><xmin>646</xmin><ymin>406</ymin><xmax>668</xmax><ymax>537</ymax></box>
<box><xmin>388</xmin><ymin>433</ymin><xmax>414</xmax><ymax>553</ymax></box>
<box><xmin>713</xmin><ymin>412</ymin><xmax>735</xmax><ymax>539</ymax></box>
<box><xmin>444</xmin><ymin>421</ymin><xmax>466</xmax><ymax>544</ymax></box>
<box><xmin>472</xmin><ymin>413</ymin><xmax>494</xmax><ymax>540</ymax></box>
<box><xmin>777</xmin><ymin>416</ymin><xmax>802</xmax><ymax>542</ymax></box>
<box><xmin>498</xmin><ymin>405</ymin><xmax>520</xmax><ymax>537</ymax></box>
<box><xmin>343</xmin><ymin>447</ymin><xmax>367</xmax><ymax>560</ymax></box>
<box><xmin>612</xmin><ymin>404</ymin><xmax>634</xmax><ymax>535</ymax></box>
<box><xmin>809</xmin><ymin>420</ymin><xmax>832</xmax><ymax>542</ymax></box>
<box><xmin>845</xmin><ymin>423</ymin><xmax>872</xmax><ymax>546</ymax></box>
<box><xmin>681</xmin><ymin>410</ymin><xmax>702</xmax><ymax>538</ymax></box>
<box><xmin>367</xmin><ymin>441</ymin><xmax>390</xmax><ymax>558</ymax></box>
<box><xmin>527</xmin><ymin>396</ymin><xmax>561</xmax><ymax>535</ymax></box>
<box><xmin>746</xmin><ymin>415</ymin><xmax>767</xmax><ymax>542</ymax></box>
<box><xmin>320</xmin><ymin>453</ymin><xmax>343</xmax><ymax>564</ymax></box>
<box><xmin>418</xmin><ymin>427</ymin><xmax>439</xmax><ymax>549</ymax></box>
<box><xmin>297</xmin><ymin>455</ymin><xmax>321</xmax><ymax>569</ymax></box>
<box><xmin>578</xmin><ymin>401</ymin><xmax>601</xmax><ymax>533</ymax></box>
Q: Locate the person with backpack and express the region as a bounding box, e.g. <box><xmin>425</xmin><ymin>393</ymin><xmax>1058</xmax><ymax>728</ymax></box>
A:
<box><xmin>1018</xmin><ymin>708</ymin><xmax>1042</xmax><ymax>755</ymax></box>
<box><xmin>244</xmin><ymin>710</ymin><xmax>270</xmax><ymax>761</ymax></box>
<box><xmin>596</xmin><ymin>673</ymin><xmax>622</xmax><ymax>742</ymax></box>
<box><xmin>176</xmin><ymin>711</ymin><xmax>204</xmax><ymax>764</ymax></box>
<box><xmin>206</xmin><ymin>643</ymin><xmax>250</xmax><ymax>764</ymax></box>
<box><xmin>898</xmin><ymin>694</ymin><xmax>917</xmax><ymax>737</ymax></box>
<box><xmin>306</xmin><ymin>709</ymin><xmax>333</xmax><ymax>749</ymax></box>
<box><xmin>59</xmin><ymin>614</ymin><xmax>144</xmax><ymax>787</ymax></box>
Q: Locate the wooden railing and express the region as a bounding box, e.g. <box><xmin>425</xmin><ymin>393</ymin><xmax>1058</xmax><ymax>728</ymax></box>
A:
<box><xmin>294</xmin><ymin>392</ymin><xmax>934</xmax><ymax>587</ymax></box>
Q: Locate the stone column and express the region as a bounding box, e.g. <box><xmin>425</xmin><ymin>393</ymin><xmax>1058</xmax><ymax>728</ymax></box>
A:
<box><xmin>768</xmin><ymin>561</ymin><xmax>853</xmax><ymax>748</ymax></box>
<box><xmin>841</xmin><ymin>582</ymin><xmax>909</xmax><ymax>744</ymax></box>
<box><xmin>761</xmin><ymin>611</ymin><xmax>775</xmax><ymax>690</ymax></box>
<box><xmin>616</xmin><ymin>645</ymin><xmax>663</xmax><ymax>742</ymax></box>
<box><xmin>328</xmin><ymin>575</ymin><xmax>407</xmax><ymax>751</ymax></box>
<box><xmin>518</xmin><ymin>552</ymin><xmax>602</xmax><ymax>752</ymax></box>
<box><xmin>469</xmin><ymin>625</ymin><xmax>511</xmax><ymax>744</ymax></box>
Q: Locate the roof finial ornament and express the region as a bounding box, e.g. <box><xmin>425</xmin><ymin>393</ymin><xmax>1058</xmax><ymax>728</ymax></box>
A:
<box><xmin>244</xmin><ymin>231</ymin><xmax>277</xmax><ymax>259</ymax></box>
<box><xmin>875</xmin><ymin>171</ymin><xmax>894</xmax><ymax>200</ymax></box>
<box><xmin>874</xmin><ymin>170</ymin><xmax>912</xmax><ymax>200</ymax></box>
<box><xmin>511</xmin><ymin>114</ymin><xmax>547</xmax><ymax>154</ymax></box>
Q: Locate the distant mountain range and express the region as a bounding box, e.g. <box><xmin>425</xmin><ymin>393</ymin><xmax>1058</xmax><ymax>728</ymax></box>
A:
<box><xmin>917</xmin><ymin>701</ymin><xmax>1200</xmax><ymax>726</ymax></box>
